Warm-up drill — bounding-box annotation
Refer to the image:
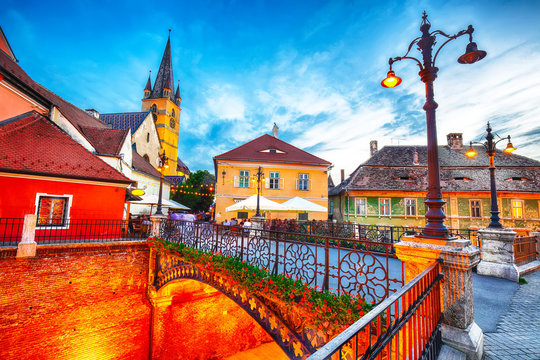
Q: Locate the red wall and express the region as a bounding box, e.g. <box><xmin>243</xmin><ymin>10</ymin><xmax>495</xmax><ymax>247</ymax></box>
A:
<box><xmin>0</xmin><ymin>243</ymin><xmax>151</xmax><ymax>360</ymax></box>
<box><xmin>0</xmin><ymin>175</ymin><xmax>126</xmax><ymax>219</ymax></box>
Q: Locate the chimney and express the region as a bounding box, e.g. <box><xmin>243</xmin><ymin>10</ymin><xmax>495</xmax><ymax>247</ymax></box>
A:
<box><xmin>85</xmin><ymin>108</ymin><xmax>100</xmax><ymax>119</ymax></box>
<box><xmin>341</xmin><ymin>169</ymin><xmax>345</xmax><ymax>183</ymax></box>
<box><xmin>369</xmin><ymin>140</ymin><xmax>378</xmax><ymax>156</ymax></box>
<box><xmin>447</xmin><ymin>133</ymin><xmax>463</xmax><ymax>149</ymax></box>
<box><xmin>413</xmin><ymin>150</ymin><xmax>419</xmax><ymax>165</ymax></box>
<box><xmin>272</xmin><ymin>123</ymin><xmax>279</xmax><ymax>138</ymax></box>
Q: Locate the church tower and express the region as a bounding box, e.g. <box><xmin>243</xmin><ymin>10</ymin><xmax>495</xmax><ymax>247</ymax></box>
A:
<box><xmin>141</xmin><ymin>31</ymin><xmax>182</xmax><ymax>177</ymax></box>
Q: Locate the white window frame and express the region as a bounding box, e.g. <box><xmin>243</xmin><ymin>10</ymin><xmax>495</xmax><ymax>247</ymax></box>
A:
<box><xmin>269</xmin><ymin>172</ymin><xmax>280</xmax><ymax>190</ymax></box>
<box><xmin>355</xmin><ymin>198</ymin><xmax>367</xmax><ymax>216</ymax></box>
<box><xmin>512</xmin><ymin>200</ymin><xmax>524</xmax><ymax>219</ymax></box>
<box><xmin>34</xmin><ymin>193</ymin><xmax>73</xmax><ymax>229</ymax></box>
<box><xmin>238</xmin><ymin>170</ymin><xmax>250</xmax><ymax>188</ymax></box>
<box><xmin>297</xmin><ymin>173</ymin><xmax>309</xmax><ymax>191</ymax></box>
<box><xmin>379</xmin><ymin>198</ymin><xmax>390</xmax><ymax>216</ymax></box>
<box><xmin>405</xmin><ymin>198</ymin><xmax>417</xmax><ymax>217</ymax></box>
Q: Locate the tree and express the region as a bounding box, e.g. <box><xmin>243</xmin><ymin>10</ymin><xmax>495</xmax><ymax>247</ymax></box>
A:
<box><xmin>172</xmin><ymin>170</ymin><xmax>215</xmax><ymax>212</ymax></box>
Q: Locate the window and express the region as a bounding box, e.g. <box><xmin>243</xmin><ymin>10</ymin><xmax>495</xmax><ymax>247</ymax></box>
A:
<box><xmin>379</xmin><ymin>198</ymin><xmax>390</xmax><ymax>216</ymax></box>
<box><xmin>298</xmin><ymin>212</ymin><xmax>308</xmax><ymax>221</ymax></box>
<box><xmin>170</xmin><ymin>118</ymin><xmax>175</xmax><ymax>129</ymax></box>
<box><xmin>355</xmin><ymin>198</ymin><xmax>367</xmax><ymax>216</ymax></box>
<box><xmin>470</xmin><ymin>200</ymin><xmax>481</xmax><ymax>218</ymax></box>
<box><xmin>329</xmin><ymin>200</ymin><xmax>334</xmax><ymax>214</ymax></box>
<box><xmin>297</xmin><ymin>173</ymin><xmax>309</xmax><ymax>191</ymax></box>
<box><xmin>269</xmin><ymin>172</ymin><xmax>280</xmax><ymax>189</ymax></box>
<box><xmin>146</xmin><ymin>133</ymin><xmax>150</xmax><ymax>142</ymax></box>
<box><xmin>238</xmin><ymin>212</ymin><xmax>248</xmax><ymax>219</ymax></box>
<box><xmin>151</xmin><ymin>104</ymin><xmax>157</xmax><ymax>113</ymax></box>
<box><xmin>239</xmin><ymin>170</ymin><xmax>250</xmax><ymax>188</ymax></box>
<box><xmin>405</xmin><ymin>198</ymin><xmax>417</xmax><ymax>216</ymax></box>
<box><xmin>512</xmin><ymin>200</ymin><xmax>524</xmax><ymax>218</ymax></box>
<box><xmin>36</xmin><ymin>196</ymin><xmax>70</xmax><ymax>227</ymax></box>
<box><xmin>172</xmin><ymin>109</ymin><xmax>176</xmax><ymax>118</ymax></box>
<box><xmin>143</xmin><ymin>154</ymin><xmax>150</xmax><ymax>162</ymax></box>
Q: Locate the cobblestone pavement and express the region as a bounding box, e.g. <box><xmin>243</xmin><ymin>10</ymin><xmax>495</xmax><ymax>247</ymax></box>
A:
<box><xmin>483</xmin><ymin>271</ymin><xmax>540</xmax><ymax>360</ymax></box>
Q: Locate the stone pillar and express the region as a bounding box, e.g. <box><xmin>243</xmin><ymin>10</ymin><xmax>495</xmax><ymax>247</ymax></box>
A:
<box><xmin>250</xmin><ymin>216</ymin><xmax>265</xmax><ymax>230</ymax></box>
<box><xmin>476</xmin><ymin>228</ymin><xmax>518</xmax><ymax>282</ymax></box>
<box><xmin>17</xmin><ymin>214</ymin><xmax>37</xmax><ymax>258</ymax></box>
<box><xmin>148</xmin><ymin>291</ymin><xmax>173</xmax><ymax>360</ymax></box>
<box><xmin>395</xmin><ymin>236</ymin><xmax>483</xmax><ymax>360</ymax></box>
<box><xmin>150</xmin><ymin>215</ymin><xmax>166</xmax><ymax>238</ymax></box>
<box><xmin>532</xmin><ymin>232</ymin><xmax>540</xmax><ymax>261</ymax></box>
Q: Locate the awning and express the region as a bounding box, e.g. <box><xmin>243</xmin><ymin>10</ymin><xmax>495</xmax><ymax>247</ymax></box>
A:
<box><xmin>226</xmin><ymin>195</ymin><xmax>287</xmax><ymax>212</ymax></box>
<box><xmin>281</xmin><ymin>196</ymin><xmax>328</xmax><ymax>212</ymax></box>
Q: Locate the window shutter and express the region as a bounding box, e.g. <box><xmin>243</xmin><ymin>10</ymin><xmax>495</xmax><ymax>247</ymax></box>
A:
<box><xmin>265</xmin><ymin>178</ymin><xmax>269</xmax><ymax>189</ymax></box>
<box><xmin>309</xmin><ymin>179</ymin><xmax>312</xmax><ymax>190</ymax></box>
<box><xmin>234</xmin><ymin>176</ymin><xmax>239</xmax><ymax>187</ymax></box>
<box><xmin>296</xmin><ymin>179</ymin><xmax>299</xmax><ymax>190</ymax></box>
<box><xmin>280</xmin><ymin>178</ymin><xmax>284</xmax><ymax>189</ymax></box>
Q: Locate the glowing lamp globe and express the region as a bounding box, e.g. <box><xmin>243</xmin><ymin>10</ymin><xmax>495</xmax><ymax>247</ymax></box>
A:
<box><xmin>458</xmin><ymin>42</ymin><xmax>487</xmax><ymax>64</ymax></box>
<box><xmin>465</xmin><ymin>147</ymin><xmax>477</xmax><ymax>158</ymax></box>
<box><xmin>504</xmin><ymin>142</ymin><xmax>516</xmax><ymax>154</ymax></box>
<box><xmin>381</xmin><ymin>71</ymin><xmax>402</xmax><ymax>88</ymax></box>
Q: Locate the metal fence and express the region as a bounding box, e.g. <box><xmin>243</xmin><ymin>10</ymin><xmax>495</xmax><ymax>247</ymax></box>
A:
<box><xmin>514</xmin><ymin>235</ymin><xmax>538</xmax><ymax>266</ymax></box>
<box><xmin>263</xmin><ymin>220</ymin><xmax>479</xmax><ymax>244</ymax></box>
<box><xmin>159</xmin><ymin>220</ymin><xmax>404</xmax><ymax>303</ymax></box>
<box><xmin>0</xmin><ymin>218</ymin><xmax>150</xmax><ymax>245</ymax></box>
<box><xmin>0</xmin><ymin>218</ymin><xmax>25</xmax><ymax>246</ymax></box>
<box><xmin>306</xmin><ymin>262</ymin><xmax>443</xmax><ymax>360</ymax></box>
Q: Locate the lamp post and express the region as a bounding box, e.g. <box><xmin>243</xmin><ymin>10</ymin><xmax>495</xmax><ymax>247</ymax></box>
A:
<box><xmin>253</xmin><ymin>166</ymin><xmax>264</xmax><ymax>217</ymax></box>
<box><xmin>382</xmin><ymin>11</ymin><xmax>487</xmax><ymax>238</ymax></box>
<box><xmin>155</xmin><ymin>151</ymin><xmax>169</xmax><ymax>215</ymax></box>
<box><xmin>465</xmin><ymin>122</ymin><xmax>515</xmax><ymax>228</ymax></box>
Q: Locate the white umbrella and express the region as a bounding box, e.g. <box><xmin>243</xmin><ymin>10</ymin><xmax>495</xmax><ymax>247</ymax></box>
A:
<box><xmin>226</xmin><ymin>195</ymin><xmax>287</xmax><ymax>212</ymax></box>
<box><xmin>129</xmin><ymin>194</ymin><xmax>188</xmax><ymax>209</ymax></box>
<box><xmin>282</xmin><ymin>196</ymin><xmax>328</xmax><ymax>212</ymax></box>
<box><xmin>167</xmin><ymin>199</ymin><xmax>190</xmax><ymax>210</ymax></box>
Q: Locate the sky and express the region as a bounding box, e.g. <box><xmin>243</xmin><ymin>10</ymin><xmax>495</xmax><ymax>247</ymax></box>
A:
<box><xmin>2</xmin><ymin>0</ymin><xmax>540</xmax><ymax>181</ymax></box>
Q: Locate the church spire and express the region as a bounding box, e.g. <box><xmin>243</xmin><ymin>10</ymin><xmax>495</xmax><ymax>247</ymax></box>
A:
<box><xmin>150</xmin><ymin>29</ymin><xmax>175</xmax><ymax>101</ymax></box>
<box><xmin>144</xmin><ymin>70</ymin><xmax>152</xmax><ymax>98</ymax></box>
<box><xmin>175</xmin><ymin>80</ymin><xmax>181</xmax><ymax>105</ymax></box>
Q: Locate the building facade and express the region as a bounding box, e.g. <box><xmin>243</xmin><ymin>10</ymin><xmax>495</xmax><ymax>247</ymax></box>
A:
<box><xmin>330</xmin><ymin>135</ymin><xmax>540</xmax><ymax>231</ymax></box>
<box><xmin>213</xmin><ymin>127</ymin><xmax>332</xmax><ymax>221</ymax></box>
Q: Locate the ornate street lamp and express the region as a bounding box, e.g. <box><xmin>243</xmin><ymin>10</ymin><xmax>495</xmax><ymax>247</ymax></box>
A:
<box><xmin>382</xmin><ymin>11</ymin><xmax>487</xmax><ymax>238</ymax></box>
<box><xmin>253</xmin><ymin>166</ymin><xmax>264</xmax><ymax>217</ymax></box>
<box><xmin>155</xmin><ymin>151</ymin><xmax>169</xmax><ymax>215</ymax></box>
<box><xmin>465</xmin><ymin>122</ymin><xmax>515</xmax><ymax>228</ymax></box>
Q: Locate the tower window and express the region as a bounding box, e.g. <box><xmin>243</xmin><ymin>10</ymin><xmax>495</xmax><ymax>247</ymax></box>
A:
<box><xmin>172</xmin><ymin>109</ymin><xmax>176</xmax><ymax>118</ymax></box>
<box><xmin>151</xmin><ymin>104</ymin><xmax>157</xmax><ymax>113</ymax></box>
<box><xmin>143</xmin><ymin>154</ymin><xmax>150</xmax><ymax>162</ymax></box>
<box><xmin>147</xmin><ymin>133</ymin><xmax>150</xmax><ymax>142</ymax></box>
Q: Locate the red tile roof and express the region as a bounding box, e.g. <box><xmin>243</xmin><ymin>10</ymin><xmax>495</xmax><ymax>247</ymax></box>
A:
<box><xmin>80</xmin><ymin>126</ymin><xmax>129</xmax><ymax>156</ymax></box>
<box><xmin>131</xmin><ymin>150</ymin><xmax>162</xmax><ymax>179</ymax></box>
<box><xmin>0</xmin><ymin>111</ymin><xmax>132</xmax><ymax>184</ymax></box>
<box><xmin>214</xmin><ymin>134</ymin><xmax>331</xmax><ymax>166</ymax></box>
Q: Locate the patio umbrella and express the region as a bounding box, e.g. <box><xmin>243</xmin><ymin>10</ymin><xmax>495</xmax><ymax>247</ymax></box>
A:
<box><xmin>128</xmin><ymin>194</ymin><xmax>189</xmax><ymax>210</ymax></box>
<box><xmin>225</xmin><ymin>195</ymin><xmax>287</xmax><ymax>212</ymax></box>
<box><xmin>281</xmin><ymin>196</ymin><xmax>327</xmax><ymax>212</ymax></box>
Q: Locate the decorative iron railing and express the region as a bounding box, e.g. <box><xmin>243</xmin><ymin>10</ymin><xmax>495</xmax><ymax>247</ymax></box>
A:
<box><xmin>0</xmin><ymin>218</ymin><xmax>24</xmax><ymax>246</ymax></box>
<box><xmin>514</xmin><ymin>235</ymin><xmax>538</xmax><ymax>266</ymax></box>
<box><xmin>159</xmin><ymin>220</ymin><xmax>404</xmax><ymax>303</ymax></box>
<box><xmin>0</xmin><ymin>218</ymin><xmax>150</xmax><ymax>245</ymax></box>
<box><xmin>306</xmin><ymin>262</ymin><xmax>443</xmax><ymax>360</ymax></box>
<box><xmin>263</xmin><ymin>220</ymin><xmax>479</xmax><ymax>244</ymax></box>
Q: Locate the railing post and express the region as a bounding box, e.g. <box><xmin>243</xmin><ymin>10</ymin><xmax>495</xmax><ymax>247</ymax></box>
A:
<box><xmin>150</xmin><ymin>215</ymin><xmax>166</xmax><ymax>238</ymax></box>
<box><xmin>323</xmin><ymin>237</ymin><xmax>329</xmax><ymax>291</ymax></box>
<box><xmin>476</xmin><ymin>228</ymin><xmax>519</xmax><ymax>282</ymax></box>
<box><xmin>17</xmin><ymin>214</ymin><xmax>37</xmax><ymax>258</ymax></box>
<box><xmin>395</xmin><ymin>235</ymin><xmax>483</xmax><ymax>360</ymax></box>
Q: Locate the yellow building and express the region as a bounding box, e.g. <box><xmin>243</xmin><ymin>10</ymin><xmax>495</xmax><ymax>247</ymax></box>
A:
<box><xmin>140</xmin><ymin>32</ymin><xmax>182</xmax><ymax>177</ymax></box>
<box><xmin>213</xmin><ymin>126</ymin><xmax>332</xmax><ymax>221</ymax></box>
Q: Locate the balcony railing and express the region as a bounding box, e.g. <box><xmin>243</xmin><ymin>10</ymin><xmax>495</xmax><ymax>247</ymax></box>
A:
<box><xmin>306</xmin><ymin>261</ymin><xmax>443</xmax><ymax>360</ymax></box>
<box><xmin>159</xmin><ymin>220</ymin><xmax>405</xmax><ymax>303</ymax></box>
<box><xmin>0</xmin><ymin>218</ymin><xmax>24</xmax><ymax>246</ymax></box>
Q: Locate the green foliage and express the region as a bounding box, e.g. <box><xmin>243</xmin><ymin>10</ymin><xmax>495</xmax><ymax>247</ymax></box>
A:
<box><xmin>148</xmin><ymin>237</ymin><xmax>374</xmax><ymax>332</ymax></box>
<box><xmin>172</xmin><ymin>170</ymin><xmax>215</xmax><ymax>212</ymax></box>
<box><xmin>519</xmin><ymin>277</ymin><xmax>528</xmax><ymax>285</ymax></box>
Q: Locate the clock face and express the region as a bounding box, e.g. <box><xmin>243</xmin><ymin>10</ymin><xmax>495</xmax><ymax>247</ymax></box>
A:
<box><xmin>170</xmin><ymin>118</ymin><xmax>175</xmax><ymax>128</ymax></box>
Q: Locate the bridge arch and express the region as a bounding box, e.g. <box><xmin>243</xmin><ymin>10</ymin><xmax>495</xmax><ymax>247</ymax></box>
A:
<box><xmin>149</xmin><ymin>253</ymin><xmax>317</xmax><ymax>359</ymax></box>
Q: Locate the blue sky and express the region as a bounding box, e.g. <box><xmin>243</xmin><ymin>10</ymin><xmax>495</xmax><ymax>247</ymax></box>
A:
<box><xmin>2</xmin><ymin>0</ymin><xmax>540</xmax><ymax>180</ymax></box>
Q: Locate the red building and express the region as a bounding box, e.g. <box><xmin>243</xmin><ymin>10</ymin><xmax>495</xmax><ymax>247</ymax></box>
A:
<box><xmin>0</xmin><ymin>111</ymin><xmax>132</xmax><ymax>227</ymax></box>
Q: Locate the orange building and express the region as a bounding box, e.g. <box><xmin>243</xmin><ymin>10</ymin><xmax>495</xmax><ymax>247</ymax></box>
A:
<box><xmin>213</xmin><ymin>126</ymin><xmax>332</xmax><ymax>221</ymax></box>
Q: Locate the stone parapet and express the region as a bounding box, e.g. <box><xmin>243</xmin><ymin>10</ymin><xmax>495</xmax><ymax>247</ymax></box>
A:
<box><xmin>17</xmin><ymin>214</ymin><xmax>37</xmax><ymax>258</ymax></box>
<box><xmin>476</xmin><ymin>228</ymin><xmax>519</xmax><ymax>282</ymax></box>
<box><xmin>395</xmin><ymin>235</ymin><xmax>483</xmax><ymax>360</ymax></box>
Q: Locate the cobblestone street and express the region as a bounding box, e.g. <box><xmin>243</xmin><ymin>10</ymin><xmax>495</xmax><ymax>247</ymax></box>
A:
<box><xmin>481</xmin><ymin>271</ymin><xmax>540</xmax><ymax>359</ymax></box>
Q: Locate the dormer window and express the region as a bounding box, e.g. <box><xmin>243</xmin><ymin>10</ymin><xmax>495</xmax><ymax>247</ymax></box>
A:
<box><xmin>505</xmin><ymin>177</ymin><xmax>529</xmax><ymax>181</ymax></box>
<box><xmin>396</xmin><ymin>176</ymin><xmax>415</xmax><ymax>181</ymax></box>
<box><xmin>260</xmin><ymin>148</ymin><xmax>285</xmax><ymax>154</ymax></box>
<box><xmin>449</xmin><ymin>177</ymin><xmax>472</xmax><ymax>181</ymax></box>
<box><xmin>163</xmin><ymin>89</ymin><xmax>170</xmax><ymax>97</ymax></box>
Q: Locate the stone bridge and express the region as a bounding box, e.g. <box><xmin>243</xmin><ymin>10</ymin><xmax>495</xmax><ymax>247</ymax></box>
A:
<box><xmin>147</xmin><ymin>249</ymin><xmax>328</xmax><ymax>360</ymax></box>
